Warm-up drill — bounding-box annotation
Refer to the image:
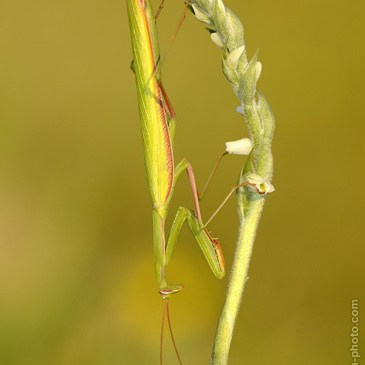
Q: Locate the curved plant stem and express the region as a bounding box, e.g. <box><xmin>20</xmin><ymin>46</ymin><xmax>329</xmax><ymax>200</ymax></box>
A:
<box><xmin>186</xmin><ymin>0</ymin><xmax>276</xmax><ymax>363</ymax></box>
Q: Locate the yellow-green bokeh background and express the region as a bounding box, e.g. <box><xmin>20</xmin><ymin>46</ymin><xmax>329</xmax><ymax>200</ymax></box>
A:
<box><xmin>1</xmin><ymin>0</ymin><xmax>364</xmax><ymax>364</ymax></box>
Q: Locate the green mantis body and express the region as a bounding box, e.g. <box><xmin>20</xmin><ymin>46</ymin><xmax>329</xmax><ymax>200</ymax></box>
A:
<box><xmin>127</xmin><ymin>0</ymin><xmax>225</xmax><ymax>297</ymax></box>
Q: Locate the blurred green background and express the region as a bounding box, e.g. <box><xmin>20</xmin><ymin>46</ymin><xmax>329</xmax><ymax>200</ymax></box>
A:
<box><xmin>1</xmin><ymin>0</ymin><xmax>364</xmax><ymax>364</ymax></box>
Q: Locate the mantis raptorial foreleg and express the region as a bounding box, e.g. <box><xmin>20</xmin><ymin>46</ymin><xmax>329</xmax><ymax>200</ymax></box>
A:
<box><xmin>165</xmin><ymin>206</ymin><xmax>225</xmax><ymax>279</ymax></box>
<box><xmin>157</xmin><ymin>158</ymin><xmax>225</xmax><ymax>296</ymax></box>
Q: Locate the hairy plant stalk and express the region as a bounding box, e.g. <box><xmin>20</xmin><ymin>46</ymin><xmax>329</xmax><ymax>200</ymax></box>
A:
<box><xmin>187</xmin><ymin>0</ymin><xmax>276</xmax><ymax>363</ymax></box>
<box><xmin>212</xmin><ymin>195</ymin><xmax>265</xmax><ymax>364</ymax></box>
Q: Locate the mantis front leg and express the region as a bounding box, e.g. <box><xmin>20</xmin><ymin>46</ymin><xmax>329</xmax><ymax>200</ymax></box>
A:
<box><xmin>157</xmin><ymin>158</ymin><xmax>225</xmax><ymax>297</ymax></box>
<box><xmin>164</xmin><ymin>206</ymin><xmax>225</xmax><ymax>281</ymax></box>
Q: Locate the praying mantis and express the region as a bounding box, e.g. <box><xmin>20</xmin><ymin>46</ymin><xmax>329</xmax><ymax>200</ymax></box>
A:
<box><xmin>127</xmin><ymin>0</ymin><xmax>226</xmax><ymax>301</ymax></box>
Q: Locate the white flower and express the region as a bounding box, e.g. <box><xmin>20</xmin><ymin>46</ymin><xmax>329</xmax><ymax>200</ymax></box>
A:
<box><xmin>247</xmin><ymin>173</ymin><xmax>275</xmax><ymax>194</ymax></box>
<box><xmin>225</xmin><ymin>138</ymin><xmax>253</xmax><ymax>155</ymax></box>
<box><xmin>236</xmin><ymin>106</ymin><xmax>244</xmax><ymax>116</ymax></box>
